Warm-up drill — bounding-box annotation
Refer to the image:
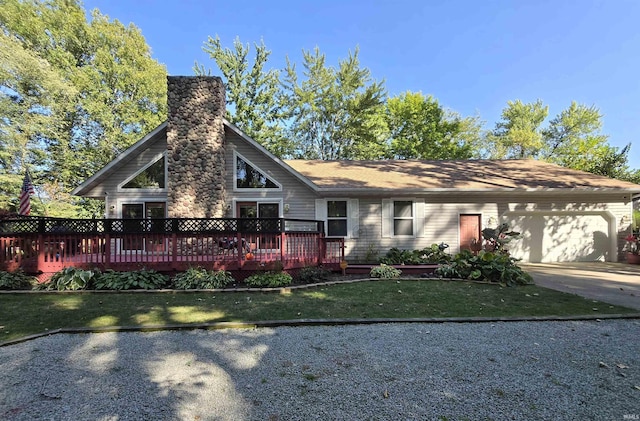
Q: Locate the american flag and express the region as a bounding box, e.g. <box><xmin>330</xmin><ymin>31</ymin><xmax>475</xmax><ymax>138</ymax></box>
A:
<box><xmin>19</xmin><ymin>172</ymin><xmax>35</xmax><ymax>216</ymax></box>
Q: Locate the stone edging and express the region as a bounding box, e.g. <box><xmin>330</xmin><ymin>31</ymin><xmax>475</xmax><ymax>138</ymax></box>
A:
<box><xmin>2</xmin><ymin>313</ymin><xmax>639</xmax><ymax>348</ymax></box>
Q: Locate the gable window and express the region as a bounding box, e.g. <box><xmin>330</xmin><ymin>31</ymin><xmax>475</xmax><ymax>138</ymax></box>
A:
<box><xmin>122</xmin><ymin>155</ymin><xmax>166</xmax><ymax>189</ymax></box>
<box><xmin>393</xmin><ymin>201</ymin><xmax>414</xmax><ymax>236</ymax></box>
<box><xmin>236</xmin><ymin>153</ymin><xmax>279</xmax><ymax>189</ymax></box>
<box><xmin>327</xmin><ymin>200</ymin><xmax>348</xmax><ymax>237</ymax></box>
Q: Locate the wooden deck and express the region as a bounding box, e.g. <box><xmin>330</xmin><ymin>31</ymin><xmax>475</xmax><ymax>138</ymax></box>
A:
<box><xmin>0</xmin><ymin>216</ymin><xmax>345</xmax><ymax>277</ymax></box>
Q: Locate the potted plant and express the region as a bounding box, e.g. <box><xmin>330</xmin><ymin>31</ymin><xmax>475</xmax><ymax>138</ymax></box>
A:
<box><xmin>624</xmin><ymin>234</ymin><xmax>640</xmax><ymax>264</ymax></box>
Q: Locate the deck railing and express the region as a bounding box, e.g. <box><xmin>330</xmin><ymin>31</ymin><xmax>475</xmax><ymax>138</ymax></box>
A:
<box><xmin>0</xmin><ymin>216</ymin><xmax>345</xmax><ymax>274</ymax></box>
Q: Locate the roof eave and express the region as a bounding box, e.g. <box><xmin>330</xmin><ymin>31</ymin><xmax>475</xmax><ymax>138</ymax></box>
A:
<box><xmin>314</xmin><ymin>187</ymin><xmax>640</xmax><ymax>195</ymax></box>
<box><xmin>72</xmin><ymin>122</ymin><xmax>168</xmax><ymax>196</ymax></box>
<box><xmin>222</xmin><ymin>118</ymin><xmax>319</xmax><ymax>192</ymax></box>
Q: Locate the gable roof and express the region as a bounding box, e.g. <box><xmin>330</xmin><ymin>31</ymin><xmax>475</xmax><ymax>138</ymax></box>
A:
<box><xmin>285</xmin><ymin>159</ymin><xmax>640</xmax><ymax>193</ymax></box>
<box><xmin>72</xmin><ymin>119</ymin><xmax>318</xmax><ymax>197</ymax></box>
<box><xmin>73</xmin><ymin>118</ymin><xmax>640</xmax><ymax>198</ymax></box>
<box><xmin>72</xmin><ymin>122</ymin><xmax>168</xmax><ymax>197</ymax></box>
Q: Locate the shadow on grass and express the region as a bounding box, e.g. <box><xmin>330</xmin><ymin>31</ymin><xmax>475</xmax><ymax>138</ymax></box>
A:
<box><xmin>1</xmin><ymin>281</ymin><xmax>637</xmax><ymax>343</ymax></box>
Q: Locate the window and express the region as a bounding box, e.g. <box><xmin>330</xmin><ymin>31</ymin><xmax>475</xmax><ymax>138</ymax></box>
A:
<box><xmin>327</xmin><ymin>200</ymin><xmax>348</xmax><ymax>237</ymax></box>
<box><xmin>393</xmin><ymin>200</ymin><xmax>414</xmax><ymax>236</ymax></box>
<box><xmin>316</xmin><ymin>199</ymin><xmax>359</xmax><ymax>238</ymax></box>
<box><xmin>236</xmin><ymin>154</ymin><xmax>279</xmax><ymax>189</ymax></box>
<box><xmin>123</xmin><ymin>156</ymin><xmax>166</xmax><ymax>189</ymax></box>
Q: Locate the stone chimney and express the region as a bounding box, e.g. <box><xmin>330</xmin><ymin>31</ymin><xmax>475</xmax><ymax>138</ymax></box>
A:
<box><xmin>166</xmin><ymin>76</ymin><xmax>226</xmax><ymax>218</ymax></box>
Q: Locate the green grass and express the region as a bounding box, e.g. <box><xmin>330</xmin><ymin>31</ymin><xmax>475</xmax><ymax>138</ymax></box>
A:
<box><xmin>0</xmin><ymin>280</ymin><xmax>635</xmax><ymax>343</ymax></box>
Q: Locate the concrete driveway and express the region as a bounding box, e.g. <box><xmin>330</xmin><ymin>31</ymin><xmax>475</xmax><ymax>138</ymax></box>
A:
<box><xmin>521</xmin><ymin>262</ymin><xmax>640</xmax><ymax>311</ymax></box>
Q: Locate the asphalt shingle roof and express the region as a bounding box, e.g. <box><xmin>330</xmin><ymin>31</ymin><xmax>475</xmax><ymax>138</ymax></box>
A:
<box><xmin>285</xmin><ymin>159</ymin><xmax>640</xmax><ymax>191</ymax></box>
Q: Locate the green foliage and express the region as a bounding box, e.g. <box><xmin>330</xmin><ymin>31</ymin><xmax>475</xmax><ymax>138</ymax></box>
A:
<box><xmin>481</xmin><ymin>223</ymin><xmax>521</xmax><ymax>253</ymax></box>
<box><xmin>195</xmin><ymin>35</ymin><xmax>290</xmax><ymax>156</ymax></box>
<box><xmin>435</xmin><ymin>250</ymin><xmax>533</xmax><ymax>287</ymax></box>
<box><xmin>244</xmin><ymin>271</ymin><xmax>292</xmax><ymax>288</ymax></box>
<box><xmin>172</xmin><ymin>267</ymin><xmax>234</xmax><ymax>289</ymax></box>
<box><xmin>0</xmin><ymin>270</ymin><xmax>37</xmax><ymax>290</ymax></box>
<box><xmin>387</xmin><ymin>91</ymin><xmax>478</xmax><ymax>159</ymax></box>
<box><xmin>485</xmin><ymin>99</ymin><xmax>638</xmax><ymax>180</ymax></box>
<box><xmin>295</xmin><ymin>266</ymin><xmax>332</xmax><ymax>284</ymax></box>
<box><xmin>93</xmin><ymin>269</ymin><xmax>168</xmax><ymax>290</ymax></box>
<box><xmin>488</xmin><ymin>99</ymin><xmax>549</xmax><ymax>159</ymax></box>
<box><xmin>634</xmin><ymin>210</ymin><xmax>640</xmax><ymax>231</ymax></box>
<box><xmin>43</xmin><ymin>267</ymin><xmax>99</xmax><ymax>291</ymax></box>
<box><xmin>369</xmin><ymin>264</ymin><xmax>402</xmax><ymax>279</ymax></box>
<box><xmin>282</xmin><ymin>46</ymin><xmax>389</xmax><ymax>159</ymax></box>
<box><xmin>0</xmin><ymin>0</ymin><xmax>167</xmax><ymax>215</ymax></box>
<box><xmin>380</xmin><ymin>244</ymin><xmax>451</xmax><ymax>265</ymax></box>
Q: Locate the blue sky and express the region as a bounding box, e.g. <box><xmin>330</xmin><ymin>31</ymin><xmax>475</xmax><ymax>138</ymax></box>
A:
<box><xmin>84</xmin><ymin>0</ymin><xmax>640</xmax><ymax>169</ymax></box>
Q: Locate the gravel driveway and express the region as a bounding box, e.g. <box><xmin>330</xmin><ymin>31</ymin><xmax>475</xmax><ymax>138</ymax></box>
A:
<box><xmin>1</xmin><ymin>320</ymin><xmax>639</xmax><ymax>421</ymax></box>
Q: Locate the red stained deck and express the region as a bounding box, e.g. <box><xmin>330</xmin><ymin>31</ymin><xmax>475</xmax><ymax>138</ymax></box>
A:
<box><xmin>0</xmin><ymin>216</ymin><xmax>345</xmax><ymax>278</ymax></box>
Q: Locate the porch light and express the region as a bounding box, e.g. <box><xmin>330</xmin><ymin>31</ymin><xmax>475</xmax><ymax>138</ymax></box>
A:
<box><xmin>284</xmin><ymin>203</ymin><xmax>290</xmax><ymax>213</ymax></box>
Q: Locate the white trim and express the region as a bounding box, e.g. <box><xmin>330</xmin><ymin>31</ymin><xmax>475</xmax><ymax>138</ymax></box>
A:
<box><xmin>224</xmin><ymin>118</ymin><xmax>319</xmax><ymax>192</ymax></box>
<box><xmin>457</xmin><ymin>213</ymin><xmax>483</xmax><ymax>253</ymax></box>
<box><xmin>230</xmin><ymin>198</ymin><xmax>284</xmax><ymax>218</ymax></box>
<box><xmin>384</xmin><ymin>198</ymin><xmax>420</xmax><ymax>238</ymax></box>
<box><xmin>117</xmin><ymin>152</ymin><xmax>167</xmax><ymax>193</ymax></box>
<box><xmin>316</xmin><ymin>198</ymin><xmax>359</xmax><ymax>238</ymax></box>
<box><xmin>115</xmin><ymin>198</ymin><xmax>168</xmax><ymax>219</ymax></box>
<box><xmin>233</xmin><ymin>151</ymin><xmax>283</xmax><ymax>192</ymax></box>
<box><xmin>72</xmin><ymin>122</ymin><xmax>168</xmax><ymax>196</ymax></box>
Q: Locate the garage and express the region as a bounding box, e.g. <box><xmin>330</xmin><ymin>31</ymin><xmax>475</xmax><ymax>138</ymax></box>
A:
<box><xmin>503</xmin><ymin>212</ymin><xmax>614</xmax><ymax>263</ymax></box>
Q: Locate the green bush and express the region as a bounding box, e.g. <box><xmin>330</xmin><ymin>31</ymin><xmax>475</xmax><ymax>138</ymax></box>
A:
<box><xmin>435</xmin><ymin>250</ymin><xmax>532</xmax><ymax>286</ymax></box>
<box><xmin>295</xmin><ymin>266</ymin><xmax>332</xmax><ymax>284</ymax></box>
<box><xmin>172</xmin><ymin>267</ymin><xmax>234</xmax><ymax>289</ymax></box>
<box><xmin>94</xmin><ymin>269</ymin><xmax>168</xmax><ymax>290</ymax></box>
<box><xmin>380</xmin><ymin>244</ymin><xmax>451</xmax><ymax>265</ymax></box>
<box><xmin>41</xmin><ymin>267</ymin><xmax>99</xmax><ymax>291</ymax></box>
<box><xmin>369</xmin><ymin>264</ymin><xmax>402</xmax><ymax>279</ymax></box>
<box><xmin>0</xmin><ymin>270</ymin><xmax>37</xmax><ymax>290</ymax></box>
<box><xmin>244</xmin><ymin>271</ymin><xmax>292</xmax><ymax>288</ymax></box>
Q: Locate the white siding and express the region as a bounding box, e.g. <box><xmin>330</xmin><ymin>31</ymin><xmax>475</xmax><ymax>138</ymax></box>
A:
<box><xmin>343</xmin><ymin>194</ymin><xmax>633</xmax><ymax>263</ymax></box>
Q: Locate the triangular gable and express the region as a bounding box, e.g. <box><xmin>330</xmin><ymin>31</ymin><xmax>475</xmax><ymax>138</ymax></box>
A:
<box><xmin>119</xmin><ymin>152</ymin><xmax>167</xmax><ymax>190</ymax></box>
<box><xmin>73</xmin><ymin>119</ymin><xmax>320</xmax><ymax>198</ymax></box>
<box><xmin>72</xmin><ymin>122</ymin><xmax>168</xmax><ymax>197</ymax></box>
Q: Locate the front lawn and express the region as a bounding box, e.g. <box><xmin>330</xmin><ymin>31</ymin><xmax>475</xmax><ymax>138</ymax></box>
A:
<box><xmin>0</xmin><ymin>280</ymin><xmax>635</xmax><ymax>343</ymax></box>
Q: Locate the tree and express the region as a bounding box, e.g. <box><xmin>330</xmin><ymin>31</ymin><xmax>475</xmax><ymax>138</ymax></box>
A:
<box><xmin>488</xmin><ymin>99</ymin><xmax>549</xmax><ymax>159</ymax></box>
<box><xmin>386</xmin><ymin>91</ymin><xmax>479</xmax><ymax>159</ymax></box>
<box><xmin>0</xmin><ymin>0</ymin><xmax>167</xmax><ymax>214</ymax></box>
<box><xmin>282</xmin><ymin>46</ymin><xmax>389</xmax><ymax>160</ymax></box>
<box><xmin>195</xmin><ymin>36</ymin><xmax>290</xmax><ymax>156</ymax></box>
<box><xmin>540</xmin><ymin>102</ymin><xmax>617</xmax><ymax>172</ymax></box>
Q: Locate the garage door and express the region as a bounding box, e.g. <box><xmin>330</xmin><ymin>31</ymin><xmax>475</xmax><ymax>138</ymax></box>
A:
<box><xmin>504</xmin><ymin>213</ymin><xmax>612</xmax><ymax>263</ymax></box>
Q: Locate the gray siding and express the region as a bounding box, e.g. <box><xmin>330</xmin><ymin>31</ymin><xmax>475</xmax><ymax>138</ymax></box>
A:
<box><xmin>224</xmin><ymin>129</ymin><xmax>318</xmax><ymax>219</ymax></box>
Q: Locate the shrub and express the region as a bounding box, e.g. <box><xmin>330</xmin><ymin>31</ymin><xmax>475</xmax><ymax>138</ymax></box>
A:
<box><xmin>244</xmin><ymin>271</ymin><xmax>292</xmax><ymax>288</ymax></box>
<box><xmin>94</xmin><ymin>269</ymin><xmax>168</xmax><ymax>290</ymax></box>
<box><xmin>435</xmin><ymin>250</ymin><xmax>532</xmax><ymax>286</ymax></box>
<box><xmin>370</xmin><ymin>264</ymin><xmax>402</xmax><ymax>279</ymax></box>
<box><xmin>295</xmin><ymin>266</ymin><xmax>332</xmax><ymax>284</ymax></box>
<box><xmin>0</xmin><ymin>270</ymin><xmax>37</xmax><ymax>290</ymax></box>
<box><xmin>380</xmin><ymin>243</ymin><xmax>451</xmax><ymax>265</ymax></box>
<box><xmin>41</xmin><ymin>267</ymin><xmax>99</xmax><ymax>291</ymax></box>
<box><xmin>172</xmin><ymin>267</ymin><xmax>234</xmax><ymax>289</ymax></box>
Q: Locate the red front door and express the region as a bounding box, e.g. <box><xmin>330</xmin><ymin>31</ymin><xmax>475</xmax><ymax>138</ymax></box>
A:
<box><xmin>460</xmin><ymin>214</ymin><xmax>481</xmax><ymax>253</ymax></box>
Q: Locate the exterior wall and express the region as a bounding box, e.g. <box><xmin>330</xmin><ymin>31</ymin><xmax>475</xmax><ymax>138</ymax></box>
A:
<box><xmin>80</xmin><ymin>133</ymin><xmax>168</xmax><ymax>218</ymax></box>
<box><xmin>224</xmin><ymin>129</ymin><xmax>318</xmax><ymax>219</ymax></box>
<box><xmin>166</xmin><ymin>76</ymin><xmax>226</xmax><ymax>218</ymax></box>
<box><xmin>341</xmin><ymin>194</ymin><xmax>633</xmax><ymax>263</ymax></box>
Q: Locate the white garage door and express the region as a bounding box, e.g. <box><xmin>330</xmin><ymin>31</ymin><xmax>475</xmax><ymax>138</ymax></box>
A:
<box><xmin>504</xmin><ymin>213</ymin><xmax>612</xmax><ymax>263</ymax></box>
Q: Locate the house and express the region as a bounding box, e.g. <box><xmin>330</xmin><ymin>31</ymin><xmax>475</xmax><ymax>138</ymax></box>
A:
<box><xmin>73</xmin><ymin>76</ymin><xmax>640</xmax><ymax>263</ymax></box>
